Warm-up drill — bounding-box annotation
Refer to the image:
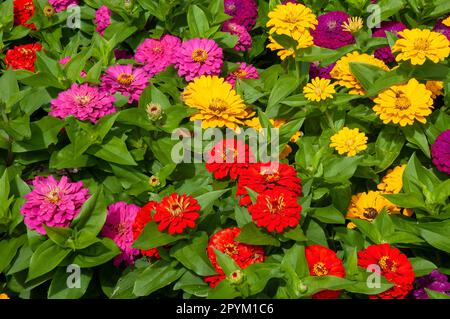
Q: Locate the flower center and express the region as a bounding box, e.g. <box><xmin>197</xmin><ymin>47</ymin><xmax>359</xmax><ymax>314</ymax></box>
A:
<box><xmin>345</xmin><ymin>138</ymin><xmax>355</xmax><ymax>147</ymax></box>
<box><xmin>117</xmin><ymin>73</ymin><xmax>135</xmax><ymax>85</ymax></box>
<box><xmin>166</xmin><ymin>197</ymin><xmax>189</xmax><ymax>217</ymax></box>
<box><xmin>46</xmin><ymin>188</ymin><xmax>60</xmax><ymax>204</ymax></box>
<box><xmin>152</xmin><ymin>46</ymin><xmax>163</xmax><ymax>54</ymax></box>
<box><xmin>283</xmin><ymin>12</ymin><xmax>299</xmax><ymax>24</ymax></box>
<box><xmin>192</xmin><ymin>49</ymin><xmax>208</xmax><ymax>62</ymax></box>
<box><xmin>363</xmin><ymin>207</ymin><xmax>378</xmax><ymax>219</ymax></box>
<box><xmin>378</xmin><ymin>256</ymin><xmax>397</xmax><ymax>272</ymax></box>
<box><xmin>414</xmin><ymin>37</ymin><xmax>430</xmax><ymax>51</ymax></box>
<box><xmin>222</xmin><ymin>147</ymin><xmax>238</xmax><ymax>162</ymax></box>
<box><xmin>19</xmin><ymin>48</ymin><xmax>33</xmax><ymax>55</ymax></box>
<box><xmin>395</xmin><ymin>94</ymin><xmax>411</xmax><ymax>110</ymax></box>
<box><xmin>265</xmin><ymin>195</ymin><xmax>285</xmax><ymax>214</ymax></box>
<box><xmin>209</xmin><ymin>98</ymin><xmax>228</xmax><ymax>113</ymax></box>
<box><xmin>224</xmin><ymin>243</ymin><xmax>239</xmax><ymax>256</ymax></box>
<box><xmin>75</xmin><ymin>94</ymin><xmax>92</xmax><ymax>106</ymax></box>
<box><xmin>313</xmin><ymin>262</ymin><xmax>329</xmax><ymax>276</ymax></box>
<box><xmin>234</xmin><ymin>69</ymin><xmax>247</xmax><ymax>78</ymax></box>
<box><xmin>327</xmin><ymin>20</ymin><xmax>337</xmax><ymax>31</ymax></box>
<box><xmin>264</xmin><ymin>173</ymin><xmax>280</xmax><ymax>183</ymax></box>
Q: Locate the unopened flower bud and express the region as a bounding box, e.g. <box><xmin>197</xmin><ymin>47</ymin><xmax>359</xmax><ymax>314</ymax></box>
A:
<box><xmin>228</xmin><ymin>270</ymin><xmax>245</xmax><ymax>285</ymax></box>
<box><xmin>124</xmin><ymin>0</ymin><xmax>134</xmax><ymax>9</ymax></box>
<box><xmin>43</xmin><ymin>5</ymin><xmax>55</xmax><ymax>17</ymax></box>
<box><xmin>297</xmin><ymin>280</ymin><xmax>307</xmax><ymax>293</ymax></box>
<box><xmin>149</xmin><ymin>175</ymin><xmax>161</xmax><ymax>187</ymax></box>
<box><xmin>146</xmin><ymin>103</ymin><xmax>163</xmax><ymax>121</ymax></box>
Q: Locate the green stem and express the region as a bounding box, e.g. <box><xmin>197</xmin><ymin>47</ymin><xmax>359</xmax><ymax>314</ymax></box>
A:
<box><xmin>325</xmin><ymin>110</ymin><xmax>335</xmax><ymax>131</ymax></box>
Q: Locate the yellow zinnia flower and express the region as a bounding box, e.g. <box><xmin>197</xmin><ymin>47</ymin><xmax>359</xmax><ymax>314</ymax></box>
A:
<box><xmin>267</xmin><ymin>3</ymin><xmax>317</xmax><ymax>39</ymax></box>
<box><xmin>373</xmin><ymin>78</ymin><xmax>433</xmax><ymax>126</ymax></box>
<box><xmin>425</xmin><ymin>80</ymin><xmax>444</xmax><ymax>99</ymax></box>
<box><xmin>377</xmin><ymin>165</ymin><xmax>406</xmax><ymax>194</ymax></box>
<box><xmin>0</xmin><ymin>293</ymin><xmax>9</xmax><ymax>299</ymax></box>
<box><xmin>346</xmin><ymin>191</ymin><xmax>401</xmax><ymax>228</ymax></box>
<box><xmin>443</xmin><ymin>16</ymin><xmax>450</xmax><ymax>27</ymax></box>
<box><xmin>303</xmin><ymin>77</ymin><xmax>336</xmax><ymax>101</ymax></box>
<box><xmin>183</xmin><ymin>76</ymin><xmax>251</xmax><ymax>131</ymax></box>
<box><xmin>331</xmin><ymin>51</ymin><xmax>389</xmax><ymax>95</ymax></box>
<box><xmin>393</xmin><ymin>29</ymin><xmax>450</xmax><ymax>65</ymax></box>
<box><xmin>267</xmin><ymin>31</ymin><xmax>314</xmax><ymax>60</ymax></box>
<box><xmin>329</xmin><ymin>127</ymin><xmax>368</xmax><ymax>157</ymax></box>
<box><xmin>342</xmin><ymin>16</ymin><xmax>364</xmax><ymax>33</ymax></box>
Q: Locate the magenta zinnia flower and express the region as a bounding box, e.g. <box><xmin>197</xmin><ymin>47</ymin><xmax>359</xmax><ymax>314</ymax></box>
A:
<box><xmin>135</xmin><ymin>35</ymin><xmax>181</xmax><ymax>77</ymax></box>
<box><xmin>224</xmin><ymin>0</ymin><xmax>258</xmax><ymax>31</ymax></box>
<box><xmin>101</xmin><ymin>202</ymin><xmax>141</xmax><ymax>266</ymax></box>
<box><xmin>222</xmin><ymin>22</ymin><xmax>252</xmax><ymax>52</ymax></box>
<box><xmin>311</xmin><ymin>11</ymin><xmax>355</xmax><ymax>49</ymax></box>
<box><xmin>431</xmin><ymin>129</ymin><xmax>450</xmax><ymax>174</ymax></box>
<box><xmin>309</xmin><ymin>62</ymin><xmax>335</xmax><ymax>79</ymax></box>
<box><xmin>50</xmin><ymin>83</ymin><xmax>116</xmax><ymax>123</ymax></box>
<box><xmin>373</xmin><ymin>21</ymin><xmax>407</xmax><ymax>63</ymax></box>
<box><xmin>59</xmin><ymin>56</ymin><xmax>71</xmax><ymax>65</ymax></box>
<box><xmin>433</xmin><ymin>19</ymin><xmax>450</xmax><ymax>41</ymax></box>
<box><xmin>48</xmin><ymin>0</ymin><xmax>78</xmax><ymax>12</ymax></box>
<box><xmin>20</xmin><ymin>176</ymin><xmax>89</xmax><ymax>235</ymax></box>
<box><xmin>175</xmin><ymin>38</ymin><xmax>223</xmax><ymax>81</ymax></box>
<box><xmin>94</xmin><ymin>5</ymin><xmax>111</xmax><ymax>36</ymax></box>
<box><xmin>100</xmin><ymin>64</ymin><xmax>150</xmax><ymax>103</ymax></box>
<box><xmin>225</xmin><ymin>62</ymin><xmax>259</xmax><ymax>87</ymax></box>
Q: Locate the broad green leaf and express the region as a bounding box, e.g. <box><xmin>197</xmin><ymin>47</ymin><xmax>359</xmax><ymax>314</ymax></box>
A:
<box><xmin>235</xmin><ymin>223</ymin><xmax>280</xmax><ymax>247</ymax></box>
<box><xmin>28</xmin><ymin>239</ymin><xmax>72</xmax><ymax>281</ymax></box>
<box><xmin>133</xmin><ymin>222</ymin><xmax>188</xmax><ymax>250</ymax></box>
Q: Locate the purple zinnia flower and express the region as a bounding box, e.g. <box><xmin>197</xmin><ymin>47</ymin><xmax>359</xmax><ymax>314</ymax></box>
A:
<box><xmin>20</xmin><ymin>176</ymin><xmax>90</xmax><ymax>235</ymax></box>
<box><xmin>100</xmin><ymin>64</ymin><xmax>150</xmax><ymax>103</ymax></box>
<box><xmin>94</xmin><ymin>5</ymin><xmax>111</xmax><ymax>36</ymax></box>
<box><xmin>101</xmin><ymin>202</ymin><xmax>140</xmax><ymax>267</ymax></box>
<box><xmin>224</xmin><ymin>0</ymin><xmax>258</xmax><ymax>31</ymax></box>
<box><xmin>135</xmin><ymin>35</ymin><xmax>181</xmax><ymax>77</ymax></box>
<box><xmin>48</xmin><ymin>0</ymin><xmax>78</xmax><ymax>12</ymax></box>
<box><xmin>433</xmin><ymin>19</ymin><xmax>450</xmax><ymax>41</ymax></box>
<box><xmin>309</xmin><ymin>62</ymin><xmax>335</xmax><ymax>79</ymax></box>
<box><xmin>225</xmin><ymin>62</ymin><xmax>259</xmax><ymax>87</ymax></box>
<box><xmin>431</xmin><ymin>129</ymin><xmax>450</xmax><ymax>174</ymax></box>
<box><xmin>310</xmin><ymin>11</ymin><xmax>355</xmax><ymax>49</ymax></box>
<box><xmin>222</xmin><ymin>21</ymin><xmax>252</xmax><ymax>52</ymax></box>
<box><xmin>175</xmin><ymin>38</ymin><xmax>223</xmax><ymax>81</ymax></box>
<box><xmin>50</xmin><ymin>83</ymin><xmax>116</xmax><ymax>123</ymax></box>
<box><xmin>411</xmin><ymin>270</ymin><xmax>450</xmax><ymax>299</ymax></box>
<box><xmin>114</xmin><ymin>49</ymin><xmax>133</xmax><ymax>60</ymax></box>
<box><xmin>373</xmin><ymin>21</ymin><xmax>407</xmax><ymax>63</ymax></box>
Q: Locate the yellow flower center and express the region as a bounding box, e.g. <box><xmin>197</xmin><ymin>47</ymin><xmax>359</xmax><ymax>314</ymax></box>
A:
<box><xmin>192</xmin><ymin>49</ymin><xmax>208</xmax><ymax>62</ymax></box>
<box><xmin>117</xmin><ymin>73</ymin><xmax>135</xmax><ymax>85</ymax></box>
<box><xmin>75</xmin><ymin>95</ymin><xmax>92</xmax><ymax>106</ymax></box>
<box><xmin>413</xmin><ymin>37</ymin><xmax>430</xmax><ymax>51</ymax></box>
<box><xmin>209</xmin><ymin>98</ymin><xmax>228</xmax><ymax>113</ymax></box>
<box><xmin>378</xmin><ymin>256</ymin><xmax>397</xmax><ymax>272</ymax></box>
<box><xmin>345</xmin><ymin>138</ymin><xmax>355</xmax><ymax>147</ymax></box>
<box><xmin>19</xmin><ymin>48</ymin><xmax>33</xmax><ymax>55</ymax></box>
<box><xmin>46</xmin><ymin>188</ymin><xmax>60</xmax><ymax>204</ymax></box>
<box><xmin>265</xmin><ymin>195</ymin><xmax>285</xmax><ymax>214</ymax></box>
<box><xmin>235</xmin><ymin>69</ymin><xmax>248</xmax><ymax>78</ymax></box>
<box><xmin>283</xmin><ymin>12</ymin><xmax>300</xmax><ymax>24</ymax></box>
<box><xmin>313</xmin><ymin>262</ymin><xmax>329</xmax><ymax>276</ymax></box>
<box><xmin>152</xmin><ymin>46</ymin><xmax>163</xmax><ymax>54</ymax></box>
<box><xmin>166</xmin><ymin>196</ymin><xmax>190</xmax><ymax>217</ymax></box>
<box><xmin>395</xmin><ymin>94</ymin><xmax>412</xmax><ymax>110</ymax></box>
<box><xmin>363</xmin><ymin>207</ymin><xmax>378</xmax><ymax>219</ymax></box>
<box><xmin>224</xmin><ymin>243</ymin><xmax>239</xmax><ymax>256</ymax></box>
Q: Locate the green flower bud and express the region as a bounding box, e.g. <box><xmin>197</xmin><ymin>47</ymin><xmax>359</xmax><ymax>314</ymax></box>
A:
<box><xmin>146</xmin><ymin>103</ymin><xmax>163</xmax><ymax>121</ymax></box>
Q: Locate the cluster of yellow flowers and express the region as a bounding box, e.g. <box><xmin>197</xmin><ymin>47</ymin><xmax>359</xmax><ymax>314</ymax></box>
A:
<box><xmin>266</xmin><ymin>3</ymin><xmax>317</xmax><ymax>60</ymax></box>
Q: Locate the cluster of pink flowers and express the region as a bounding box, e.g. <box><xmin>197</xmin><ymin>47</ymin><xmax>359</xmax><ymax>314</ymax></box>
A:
<box><xmin>94</xmin><ymin>5</ymin><xmax>111</xmax><ymax>36</ymax></box>
<box><xmin>48</xmin><ymin>0</ymin><xmax>78</xmax><ymax>12</ymax></box>
<box><xmin>225</xmin><ymin>62</ymin><xmax>259</xmax><ymax>87</ymax></box>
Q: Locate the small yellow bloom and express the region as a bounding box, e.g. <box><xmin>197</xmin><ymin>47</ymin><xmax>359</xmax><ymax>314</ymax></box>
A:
<box><xmin>342</xmin><ymin>17</ymin><xmax>364</xmax><ymax>33</ymax></box>
<box><xmin>148</xmin><ymin>175</ymin><xmax>160</xmax><ymax>187</ymax></box>
<box><xmin>0</xmin><ymin>293</ymin><xmax>9</xmax><ymax>299</ymax></box>
<box><xmin>443</xmin><ymin>16</ymin><xmax>450</xmax><ymax>27</ymax></box>
<box><xmin>183</xmin><ymin>76</ymin><xmax>251</xmax><ymax>131</ymax></box>
<box><xmin>330</xmin><ymin>127</ymin><xmax>368</xmax><ymax>157</ymax></box>
<box><xmin>373</xmin><ymin>78</ymin><xmax>433</xmax><ymax>126</ymax></box>
<box><xmin>347</xmin><ymin>191</ymin><xmax>401</xmax><ymax>224</ymax></box>
<box><xmin>377</xmin><ymin>165</ymin><xmax>406</xmax><ymax>194</ymax></box>
<box><xmin>425</xmin><ymin>80</ymin><xmax>444</xmax><ymax>99</ymax></box>
<box><xmin>331</xmin><ymin>51</ymin><xmax>389</xmax><ymax>95</ymax></box>
<box><xmin>267</xmin><ymin>3</ymin><xmax>318</xmax><ymax>39</ymax></box>
<box><xmin>279</xmin><ymin>144</ymin><xmax>293</xmax><ymax>160</ymax></box>
<box><xmin>393</xmin><ymin>28</ymin><xmax>450</xmax><ymax>65</ymax></box>
<box><xmin>290</xmin><ymin>131</ymin><xmax>302</xmax><ymax>143</ymax></box>
<box><xmin>303</xmin><ymin>77</ymin><xmax>336</xmax><ymax>102</ymax></box>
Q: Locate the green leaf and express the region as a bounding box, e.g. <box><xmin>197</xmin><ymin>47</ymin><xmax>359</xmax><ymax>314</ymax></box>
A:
<box><xmin>349</xmin><ymin>62</ymin><xmax>389</xmax><ymax>92</ymax></box>
<box><xmin>187</xmin><ymin>5</ymin><xmax>210</xmax><ymax>37</ymax></box>
<box><xmin>418</xmin><ymin>222</ymin><xmax>450</xmax><ymax>254</ymax></box>
<box><xmin>0</xmin><ymin>235</ymin><xmax>26</xmax><ymax>273</ymax></box>
<box><xmin>173</xmin><ymin>271</ymin><xmax>210</xmax><ymax>297</ymax></box>
<box><xmin>409</xmin><ymin>257</ymin><xmax>437</xmax><ymax>277</ymax></box>
<box><xmin>350</xmin><ymin>219</ymin><xmax>382</xmax><ymax>244</ymax></box>
<box><xmin>89</xmin><ymin>136</ymin><xmax>137</xmax><ymax>166</ymax></box>
<box><xmin>235</xmin><ymin>223</ymin><xmax>280</xmax><ymax>246</ymax></box>
<box><xmin>311</xmin><ymin>206</ymin><xmax>345</xmax><ymax>224</ymax></box>
<box><xmin>282</xmin><ymin>226</ymin><xmax>307</xmax><ymax>242</ymax></box>
<box><xmin>195</xmin><ymin>189</ymin><xmax>229</xmax><ymax>212</ymax></box>
<box><xmin>71</xmin><ymin>186</ymin><xmax>107</xmax><ymax>236</ymax></box>
<box><xmin>28</xmin><ymin>239</ymin><xmax>71</xmax><ymax>281</ymax></box>
<box><xmin>44</xmin><ymin>226</ymin><xmax>73</xmax><ymax>248</ymax></box>
<box><xmin>301</xmin><ymin>276</ymin><xmax>351</xmax><ymax>296</ymax></box>
<box><xmin>266</xmin><ymin>74</ymin><xmax>298</xmax><ymax>117</ymax></box>
<box><xmin>133</xmin><ymin>222</ymin><xmax>188</xmax><ymax>250</ymax></box>
<box><xmin>383</xmin><ymin>193</ymin><xmax>426</xmax><ymax>209</ymax></box>
<box><xmin>373</xmin><ymin>126</ymin><xmax>405</xmax><ymax>172</ymax></box>
<box><xmin>281</xmin><ymin>243</ymin><xmax>309</xmax><ymax>278</ymax></box>
<box><xmin>402</xmin><ymin>125</ymin><xmax>431</xmax><ymax>158</ymax></box>
<box><xmin>425</xmin><ymin>288</ymin><xmax>450</xmax><ymax>299</ymax></box>
<box><xmin>234</xmin><ymin>205</ymin><xmax>253</xmax><ymax>227</ymax></box>
<box><xmin>170</xmin><ymin>232</ymin><xmax>217</xmax><ymax>276</ymax></box>
<box><xmin>133</xmin><ymin>260</ymin><xmax>186</xmax><ymax>296</ymax></box>
<box><xmin>213</xmin><ymin>249</ymin><xmax>240</xmax><ymax>276</ymax></box>
<box><xmin>117</xmin><ymin>108</ymin><xmax>156</xmax><ymax>130</ymax></box>
<box><xmin>323</xmin><ymin>156</ymin><xmax>361</xmax><ymax>183</ymax></box>
<box><xmin>48</xmin><ymin>267</ymin><xmax>93</xmax><ymax>299</ymax></box>
<box><xmin>72</xmin><ymin>238</ymin><xmax>120</xmax><ymax>268</ymax></box>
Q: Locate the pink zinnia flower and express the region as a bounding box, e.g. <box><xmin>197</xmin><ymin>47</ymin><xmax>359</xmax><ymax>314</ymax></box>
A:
<box><xmin>100</xmin><ymin>64</ymin><xmax>150</xmax><ymax>103</ymax></box>
<box><xmin>373</xmin><ymin>21</ymin><xmax>407</xmax><ymax>63</ymax></box>
<box><xmin>94</xmin><ymin>5</ymin><xmax>111</xmax><ymax>36</ymax></box>
<box><xmin>20</xmin><ymin>176</ymin><xmax>90</xmax><ymax>235</ymax></box>
<box><xmin>223</xmin><ymin>22</ymin><xmax>252</xmax><ymax>51</ymax></box>
<box><xmin>225</xmin><ymin>62</ymin><xmax>259</xmax><ymax>87</ymax></box>
<box><xmin>175</xmin><ymin>38</ymin><xmax>223</xmax><ymax>81</ymax></box>
<box><xmin>59</xmin><ymin>56</ymin><xmax>71</xmax><ymax>65</ymax></box>
<box><xmin>101</xmin><ymin>202</ymin><xmax>141</xmax><ymax>266</ymax></box>
<box><xmin>48</xmin><ymin>0</ymin><xmax>78</xmax><ymax>12</ymax></box>
<box><xmin>224</xmin><ymin>0</ymin><xmax>258</xmax><ymax>31</ymax></box>
<box><xmin>135</xmin><ymin>35</ymin><xmax>181</xmax><ymax>77</ymax></box>
<box><xmin>50</xmin><ymin>83</ymin><xmax>116</xmax><ymax>123</ymax></box>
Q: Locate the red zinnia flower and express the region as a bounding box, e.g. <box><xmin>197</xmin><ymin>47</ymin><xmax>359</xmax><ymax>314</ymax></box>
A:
<box><xmin>236</xmin><ymin>162</ymin><xmax>302</xmax><ymax>206</ymax></box>
<box><xmin>5</xmin><ymin>43</ymin><xmax>42</xmax><ymax>72</ymax></box>
<box><xmin>247</xmin><ymin>190</ymin><xmax>301</xmax><ymax>233</ymax></box>
<box><xmin>358</xmin><ymin>243</ymin><xmax>415</xmax><ymax>299</ymax></box>
<box><xmin>204</xmin><ymin>227</ymin><xmax>265</xmax><ymax>288</ymax></box>
<box><xmin>205</xmin><ymin>139</ymin><xmax>255</xmax><ymax>180</ymax></box>
<box><xmin>132</xmin><ymin>201</ymin><xmax>160</xmax><ymax>259</ymax></box>
<box><xmin>153</xmin><ymin>193</ymin><xmax>201</xmax><ymax>235</ymax></box>
<box><xmin>14</xmin><ymin>0</ymin><xmax>36</xmax><ymax>30</ymax></box>
<box><xmin>305</xmin><ymin>245</ymin><xmax>346</xmax><ymax>299</ymax></box>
